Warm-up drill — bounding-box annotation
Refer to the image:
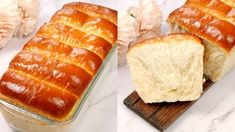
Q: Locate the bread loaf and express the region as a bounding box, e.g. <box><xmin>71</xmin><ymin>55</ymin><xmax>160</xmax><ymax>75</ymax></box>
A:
<box><xmin>168</xmin><ymin>5</ymin><xmax>235</xmax><ymax>82</ymax></box>
<box><xmin>0</xmin><ymin>2</ymin><xmax>117</xmax><ymax>121</ymax></box>
<box><xmin>127</xmin><ymin>34</ymin><xmax>204</xmax><ymax>103</ymax></box>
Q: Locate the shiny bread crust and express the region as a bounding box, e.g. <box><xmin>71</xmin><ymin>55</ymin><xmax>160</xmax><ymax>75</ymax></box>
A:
<box><xmin>168</xmin><ymin>5</ymin><xmax>235</xmax><ymax>52</ymax></box>
<box><xmin>0</xmin><ymin>2</ymin><xmax>117</xmax><ymax>122</ymax></box>
<box><xmin>185</xmin><ymin>0</ymin><xmax>235</xmax><ymax>25</ymax></box>
<box><xmin>51</xmin><ymin>8</ymin><xmax>117</xmax><ymax>44</ymax></box>
<box><xmin>63</xmin><ymin>2</ymin><xmax>117</xmax><ymax>25</ymax></box>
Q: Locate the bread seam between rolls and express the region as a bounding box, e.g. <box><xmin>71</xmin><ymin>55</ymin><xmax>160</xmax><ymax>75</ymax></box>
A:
<box><xmin>36</xmin><ymin>22</ymin><xmax>111</xmax><ymax>60</ymax></box>
<box><xmin>53</xmin><ymin>19</ymin><xmax>115</xmax><ymax>44</ymax></box>
<box><xmin>23</xmin><ymin>48</ymin><xmax>95</xmax><ymax>76</ymax></box>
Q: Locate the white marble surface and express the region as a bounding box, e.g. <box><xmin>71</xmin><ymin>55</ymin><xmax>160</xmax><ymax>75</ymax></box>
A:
<box><xmin>0</xmin><ymin>0</ymin><xmax>117</xmax><ymax>132</ymax></box>
<box><xmin>118</xmin><ymin>0</ymin><xmax>235</xmax><ymax>132</ymax></box>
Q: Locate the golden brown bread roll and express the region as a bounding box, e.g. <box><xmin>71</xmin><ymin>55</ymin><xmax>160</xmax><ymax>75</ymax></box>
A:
<box><xmin>0</xmin><ymin>2</ymin><xmax>117</xmax><ymax>121</ymax></box>
<box><xmin>63</xmin><ymin>2</ymin><xmax>117</xmax><ymax>25</ymax></box>
<box><xmin>51</xmin><ymin>8</ymin><xmax>117</xmax><ymax>44</ymax></box>
<box><xmin>36</xmin><ymin>22</ymin><xmax>112</xmax><ymax>60</ymax></box>
<box><xmin>0</xmin><ymin>69</ymin><xmax>78</xmax><ymax>120</ymax></box>
<box><xmin>10</xmin><ymin>51</ymin><xmax>92</xmax><ymax>96</ymax></box>
<box><xmin>23</xmin><ymin>37</ymin><xmax>103</xmax><ymax>76</ymax></box>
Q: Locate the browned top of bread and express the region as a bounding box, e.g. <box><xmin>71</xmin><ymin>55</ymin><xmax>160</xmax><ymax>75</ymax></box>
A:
<box><xmin>51</xmin><ymin>8</ymin><xmax>117</xmax><ymax>44</ymax></box>
<box><xmin>23</xmin><ymin>37</ymin><xmax>103</xmax><ymax>76</ymax></box>
<box><xmin>168</xmin><ymin>5</ymin><xmax>235</xmax><ymax>52</ymax></box>
<box><xmin>185</xmin><ymin>0</ymin><xmax>235</xmax><ymax>25</ymax></box>
<box><xmin>128</xmin><ymin>33</ymin><xmax>202</xmax><ymax>53</ymax></box>
<box><xmin>0</xmin><ymin>70</ymin><xmax>78</xmax><ymax>120</ymax></box>
<box><xmin>0</xmin><ymin>2</ymin><xmax>117</xmax><ymax>122</ymax></box>
<box><xmin>36</xmin><ymin>22</ymin><xmax>112</xmax><ymax>60</ymax></box>
<box><xmin>63</xmin><ymin>2</ymin><xmax>117</xmax><ymax>25</ymax></box>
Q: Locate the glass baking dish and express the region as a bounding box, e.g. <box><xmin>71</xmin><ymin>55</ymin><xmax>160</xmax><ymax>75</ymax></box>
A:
<box><xmin>0</xmin><ymin>44</ymin><xmax>117</xmax><ymax>132</ymax></box>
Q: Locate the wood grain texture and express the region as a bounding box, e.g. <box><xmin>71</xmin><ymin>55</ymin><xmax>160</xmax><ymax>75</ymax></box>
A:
<box><xmin>124</xmin><ymin>79</ymin><xmax>214</xmax><ymax>131</ymax></box>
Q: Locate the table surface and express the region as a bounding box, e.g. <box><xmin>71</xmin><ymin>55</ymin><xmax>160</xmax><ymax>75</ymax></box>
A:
<box><xmin>118</xmin><ymin>0</ymin><xmax>235</xmax><ymax>132</ymax></box>
<box><xmin>0</xmin><ymin>0</ymin><xmax>117</xmax><ymax>132</ymax></box>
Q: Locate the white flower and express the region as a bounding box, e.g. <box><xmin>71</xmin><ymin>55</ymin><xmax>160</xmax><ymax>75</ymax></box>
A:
<box><xmin>0</xmin><ymin>0</ymin><xmax>20</xmax><ymax>48</ymax></box>
<box><xmin>0</xmin><ymin>0</ymin><xmax>39</xmax><ymax>48</ymax></box>
<box><xmin>16</xmin><ymin>0</ymin><xmax>39</xmax><ymax>37</ymax></box>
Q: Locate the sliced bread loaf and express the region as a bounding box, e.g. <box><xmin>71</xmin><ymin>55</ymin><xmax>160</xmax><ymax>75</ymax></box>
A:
<box><xmin>168</xmin><ymin>5</ymin><xmax>235</xmax><ymax>82</ymax></box>
<box><xmin>127</xmin><ymin>34</ymin><xmax>204</xmax><ymax>103</ymax></box>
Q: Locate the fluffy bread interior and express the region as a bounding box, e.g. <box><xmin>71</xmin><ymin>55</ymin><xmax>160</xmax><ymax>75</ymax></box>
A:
<box><xmin>170</xmin><ymin>23</ymin><xmax>235</xmax><ymax>82</ymax></box>
<box><xmin>203</xmin><ymin>40</ymin><xmax>226</xmax><ymax>81</ymax></box>
<box><xmin>127</xmin><ymin>34</ymin><xmax>204</xmax><ymax>103</ymax></box>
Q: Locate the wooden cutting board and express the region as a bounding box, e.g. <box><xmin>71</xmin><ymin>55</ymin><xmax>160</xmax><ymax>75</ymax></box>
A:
<box><xmin>124</xmin><ymin>79</ymin><xmax>214</xmax><ymax>131</ymax></box>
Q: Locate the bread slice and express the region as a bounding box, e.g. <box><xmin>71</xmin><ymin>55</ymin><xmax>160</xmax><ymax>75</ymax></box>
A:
<box><xmin>127</xmin><ymin>34</ymin><xmax>204</xmax><ymax>103</ymax></box>
<box><xmin>221</xmin><ymin>0</ymin><xmax>235</xmax><ymax>8</ymax></box>
<box><xmin>168</xmin><ymin>5</ymin><xmax>235</xmax><ymax>82</ymax></box>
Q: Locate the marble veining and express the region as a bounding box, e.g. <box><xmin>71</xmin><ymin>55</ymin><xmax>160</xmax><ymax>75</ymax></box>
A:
<box><xmin>88</xmin><ymin>91</ymin><xmax>117</xmax><ymax>108</ymax></box>
<box><xmin>208</xmin><ymin>107</ymin><xmax>235</xmax><ymax>132</ymax></box>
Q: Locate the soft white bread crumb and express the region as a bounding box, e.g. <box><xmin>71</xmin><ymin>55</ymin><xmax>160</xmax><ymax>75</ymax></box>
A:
<box><xmin>170</xmin><ymin>23</ymin><xmax>235</xmax><ymax>82</ymax></box>
<box><xmin>127</xmin><ymin>34</ymin><xmax>204</xmax><ymax>103</ymax></box>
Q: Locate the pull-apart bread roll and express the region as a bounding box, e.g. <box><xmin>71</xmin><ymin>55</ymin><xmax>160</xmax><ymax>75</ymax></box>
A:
<box><xmin>127</xmin><ymin>34</ymin><xmax>204</xmax><ymax>103</ymax></box>
<box><xmin>0</xmin><ymin>2</ymin><xmax>117</xmax><ymax>121</ymax></box>
<box><xmin>168</xmin><ymin>4</ymin><xmax>235</xmax><ymax>82</ymax></box>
